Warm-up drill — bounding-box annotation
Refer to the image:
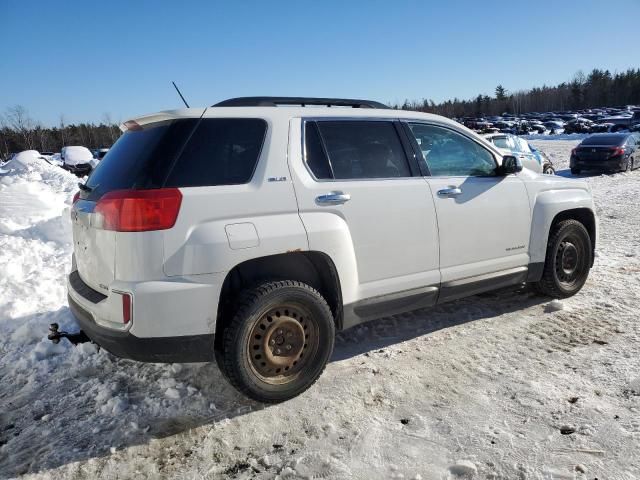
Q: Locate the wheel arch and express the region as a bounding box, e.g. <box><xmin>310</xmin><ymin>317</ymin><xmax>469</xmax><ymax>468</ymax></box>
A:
<box><xmin>214</xmin><ymin>251</ymin><xmax>344</xmax><ymax>352</ymax></box>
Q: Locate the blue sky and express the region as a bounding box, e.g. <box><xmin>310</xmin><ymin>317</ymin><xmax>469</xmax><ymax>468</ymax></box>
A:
<box><xmin>1</xmin><ymin>0</ymin><xmax>639</xmax><ymax>126</ymax></box>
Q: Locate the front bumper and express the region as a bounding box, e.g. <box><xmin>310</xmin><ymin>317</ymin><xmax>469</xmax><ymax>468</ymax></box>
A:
<box><xmin>63</xmin><ymin>163</ymin><xmax>92</xmax><ymax>176</ymax></box>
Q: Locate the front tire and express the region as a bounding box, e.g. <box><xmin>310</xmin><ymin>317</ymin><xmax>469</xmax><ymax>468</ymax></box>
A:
<box><xmin>571</xmin><ymin>167</ymin><xmax>581</xmax><ymax>175</ymax></box>
<box><xmin>534</xmin><ymin>219</ymin><xmax>592</xmax><ymax>298</ymax></box>
<box><xmin>217</xmin><ymin>280</ymin><xmax>335</xmax><ymax>403</ymax></box>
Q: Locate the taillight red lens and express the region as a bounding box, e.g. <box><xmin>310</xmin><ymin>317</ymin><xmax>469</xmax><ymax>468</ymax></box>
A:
<box><xmin>121</xmin><ymin>292</ymin><xmax>132</xmax><ymax>324</ymax></box>
<box><xmin>72</xmin><ymin>191</ymin><xmax>80</xmax><ymax>204</ymax></box>
<box><xmin>95</xmin><ymin>188</ymin><xmax>182</xmax><ymax>232</ymax></box>
<box><xmin>610</xmin><ymin>147</ymin><xmax>625</xmax><ymax>156</ymax></box>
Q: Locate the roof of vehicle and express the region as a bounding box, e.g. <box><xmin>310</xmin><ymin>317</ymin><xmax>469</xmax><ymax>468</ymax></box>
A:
<box><xmin>581</xmin><ymin>133</ymin><xmax>631</xmax><ymax>145</ymax></box>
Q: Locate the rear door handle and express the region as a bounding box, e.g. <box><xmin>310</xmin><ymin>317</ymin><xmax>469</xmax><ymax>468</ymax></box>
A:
<box><xmin>437</xmin><ymin>187</ymin><xmax>462</xmax><ymax>198</ymax></box>
<box><xmin>315</xmin><ymin>191</ymin><xmax>351</xmax><ymax>206</ymax></box>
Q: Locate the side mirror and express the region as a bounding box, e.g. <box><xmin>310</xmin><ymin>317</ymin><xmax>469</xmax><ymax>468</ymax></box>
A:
<box><xmin>500</xmin><ymin>155</ymin><xmax>523</xmax><ymax>175</ymax></box>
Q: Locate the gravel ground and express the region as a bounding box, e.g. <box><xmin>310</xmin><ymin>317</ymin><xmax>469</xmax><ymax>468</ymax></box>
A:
<box><xmin>0</xmin><ymin>140</ymin><xmax>638</xmax><ymax>480</ymax></box>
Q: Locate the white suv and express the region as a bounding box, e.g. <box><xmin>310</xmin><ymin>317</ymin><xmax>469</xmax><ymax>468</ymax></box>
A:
<box><xmin>68</xmin><ymin>97</ymin><xmax>597</xmax><ymax>402</ymax></box>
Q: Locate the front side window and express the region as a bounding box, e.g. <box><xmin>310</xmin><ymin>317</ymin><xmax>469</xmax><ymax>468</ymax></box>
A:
<box><xmin>304</xmin><ymin>120</ymin><xmax>412</xmax><ymax>180</ymax></box>
<box><xmin>408</xmin><ymin>123</ymin><xmax>497</xmax><ymax>177</ymax></box>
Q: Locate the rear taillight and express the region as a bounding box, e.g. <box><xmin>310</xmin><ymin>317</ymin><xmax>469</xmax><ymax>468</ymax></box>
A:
<box><xmin>94</xmin><ymin>188</ymin><xmax>182</xmax><ymax>232</ymax></box>
<box><xmin>72</xmin><ymin>191</ymin><xmax>80</xmax><ymax>204</ymax></box>
<box><xmin>610</xmin><ymin>147</ymin><xmax>625</xmax><ymax>156</ymax></box>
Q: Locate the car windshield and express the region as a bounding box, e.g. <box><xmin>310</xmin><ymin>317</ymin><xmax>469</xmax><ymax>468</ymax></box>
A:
<box><xmin>581</xmin><ymin>135</ymin><xmax>626</xmax><ymax>146</ymax></box>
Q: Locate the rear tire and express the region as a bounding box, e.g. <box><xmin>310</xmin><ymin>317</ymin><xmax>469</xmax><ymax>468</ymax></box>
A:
<box><xmin>624</xmin><ymin>157</ymin><xmax>632</xmax><ymax>172</ymax></box>
<box><xmin>570</xmin><ymin>167</ymin><xmax>581</xmax><ymax>175</ymax></box>
<box><xmin>543</xmin><ymin>165</ymin><xmax>555</xmax><ymax>175</ymax></box>
<box><xmin>217</xmin><ymin>280</ymin><xmax>335</xmax><ymax>403</ymax></box>
<box><xmin>534</xmin><ymin>219</ymin><xmax>592</xmax><ymax>298</ymax></box>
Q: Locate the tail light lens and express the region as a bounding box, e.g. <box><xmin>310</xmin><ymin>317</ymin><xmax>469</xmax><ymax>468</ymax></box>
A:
<box><xmin>610</xmin><ymin>147</ymin><xmax>625</xmax><ymax>156</ymax></box>
<box><xmin>72</xmin><ymin>191</ymin><xmax>80</xmax><ymax>204</ymax></box>
<box><xmin>95</xmin><ymin>188</ymin><xmax>182</xmax><ymax>232</ymax></box>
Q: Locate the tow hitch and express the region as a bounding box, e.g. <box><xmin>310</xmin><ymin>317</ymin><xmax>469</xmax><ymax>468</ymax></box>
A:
<box><xmin>47</xmin><ymin>323</ymin><xmax>91</xmax><ymax>346</ymax></box>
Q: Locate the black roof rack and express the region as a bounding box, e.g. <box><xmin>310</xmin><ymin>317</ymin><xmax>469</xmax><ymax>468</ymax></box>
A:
<box><xmin>212</xmin><ymin>96</ymin><xmax>389</xmax><ymax>109</ymax></box>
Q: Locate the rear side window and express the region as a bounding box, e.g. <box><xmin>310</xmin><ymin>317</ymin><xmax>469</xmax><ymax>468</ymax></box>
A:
<box><xmin>166</xmin><ymin>118</ymin><xmax>266</xmax><ymax>187</ymax></box>
<box><xmin>85</xmin><ymin>118</ymin><xmax>266</xmax><ymax>200</ymax></box>
<box><xmin>304</xmin><ymin>120</ymin><xmax>411</xmax><ymax>180</ymax></box>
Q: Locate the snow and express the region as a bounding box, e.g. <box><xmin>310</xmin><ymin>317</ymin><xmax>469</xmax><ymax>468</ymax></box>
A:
<box><xmin>61</xmin><ymin>146</ymin><xmax>93</xmax><ymax>166</ymax></box>
<box><xmin>1</xmin><ymin>140</ymin><xmax>639</xmax><ymax>479</ymax></box>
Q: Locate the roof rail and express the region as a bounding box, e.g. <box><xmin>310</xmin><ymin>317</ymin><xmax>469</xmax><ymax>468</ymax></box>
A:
<box><xmin>212</xmin><ymin>96</ymin><xmax>389</xmax><ymax>109</ymax></box>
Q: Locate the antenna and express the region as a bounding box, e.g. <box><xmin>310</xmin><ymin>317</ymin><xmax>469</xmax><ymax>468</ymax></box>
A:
<box><xmin>172</xmin><ymin>81</ymin><xmax>190</xmax><ymax>108</ymax></box>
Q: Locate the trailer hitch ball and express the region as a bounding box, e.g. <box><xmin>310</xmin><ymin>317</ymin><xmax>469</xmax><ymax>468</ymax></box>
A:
<box><xmin>47</xmin><ymin>323</ymin><xmax>91</xmax><ymax>346</ymax></box>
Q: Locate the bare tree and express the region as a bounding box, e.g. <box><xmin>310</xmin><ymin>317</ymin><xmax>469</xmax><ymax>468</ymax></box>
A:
<box><xmin>102</xmin><ymin>112</ymin><xmax>119</xmax><ymax>144</ymax></box>
<box><xmin>5</xmin><ymin>105</ymin><xmax>36</xmax><ymax>150</ymax></box>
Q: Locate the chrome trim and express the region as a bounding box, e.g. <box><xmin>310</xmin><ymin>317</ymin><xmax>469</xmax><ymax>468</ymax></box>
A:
<box><xmin>437</xmin><ymin>187</ymin><xmax>462</xmax><ymax>198</ymax></box>
<box><xmin>315</xmin><ymin>191</ymin><xmax>351</xmax><ymax>206</ymax></box>
<box><xmin>442</xmin><ymin>266</ymin><xmax>528</xmax><ymax>288</ymax></box>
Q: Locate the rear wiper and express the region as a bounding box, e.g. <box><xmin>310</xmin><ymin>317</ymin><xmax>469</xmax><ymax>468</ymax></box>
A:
<box><xmin>78</xmin><ymin>182</ymin><xmax>93</xmax><ymax>192</ymax></box>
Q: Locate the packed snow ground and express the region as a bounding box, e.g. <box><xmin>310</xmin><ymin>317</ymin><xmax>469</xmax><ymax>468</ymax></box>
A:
<box><xmin>0</xmin><ymin>141</ymin><xmax>639</xmax><ymax>480</ymax></box>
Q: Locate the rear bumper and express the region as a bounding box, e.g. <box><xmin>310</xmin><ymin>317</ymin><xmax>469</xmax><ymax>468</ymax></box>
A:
<box><xmin>66</xmin><ymin>268</ymin><xmax>221</xmax><ymax>363</ymax></box>
<box><xmin>571</xmin><ymin>156</ymin><xmax>625</xmax><ymax>171</ymax></box>
<box><xmin>68</xmin><ymin>294</ymin><xmax>214</xmax><ymax>362</ymax></box>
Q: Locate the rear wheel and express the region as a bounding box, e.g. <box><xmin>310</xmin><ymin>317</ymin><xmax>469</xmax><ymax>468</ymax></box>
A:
<box><xmin>217</xmin><ymin>280</ymin><xmax>335</xmax><ymax>403</ymax></box>
<box><xmin>543</xmin><ymin>164</ymin><xmax>555</xmax><ymax>175</ymax></box>
<box><xmin>570</xmin><ymin>167</ymin><xmax>581</xmax><ymax>175</ymax></box>
<box><xmin>624</xmin><ymin>157</ymin><xmax>632</xmax><ymax>172</ymax></box>
<box><xmin>534</xmin><ymin>219</ymin><xmax>592</xmax><ymax>298</ymax></box>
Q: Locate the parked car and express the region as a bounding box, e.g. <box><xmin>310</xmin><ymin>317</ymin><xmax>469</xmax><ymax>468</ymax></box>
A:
<box><xmin>93</xmin><ymin>148</ymin><xmax>110</xmax><ymax>161</ymax></box>
<box><xmin>564</xmin><ymin>119</ymin><xmax>594</xmax><ymax>134</ymax></box>
<box><xmin>64</xmin><ymin>96</ymin><xmax>597</xmax><ymax>402</ymax></box>
<box><xmin>61</xmin><ymin>146</ymin><xmax>94</xmax><ymax>176</ymax></box>
<box><xmin>570</xmin><ymin>133</ymin><xmax>639</xmax><ymax>174</ymax></box>
<box><xmin>483</xmin><ymin>133</ymin><xmax>554</xmax><ymax>174</ymax></box>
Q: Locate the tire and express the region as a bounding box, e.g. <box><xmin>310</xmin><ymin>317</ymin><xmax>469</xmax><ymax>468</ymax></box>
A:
<box><xmin>624</xmin><ymin>157</ymin><xmax>632</xmax><ymax>172</ymax></box>
<box><xmin>217</xmin><ymin>280</ymin><xmax>335</xmax><ymax>403</ymax></box>
<box><xmin>570</xmin><ymin>167</ymin><xmax>581</xmax><ymax>175</ymax></box>
<box><xmin>534</xmin><ymin>219</ymin><xmax>592</xmax><ymax>298</ymax></box>
<box><xmin>543</xmin><ymin>165</ymin><xmax>555</xmax><ymax>175</ymax></box>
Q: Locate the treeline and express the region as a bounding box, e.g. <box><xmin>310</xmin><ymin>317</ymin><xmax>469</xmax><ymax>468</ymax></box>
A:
<box><xmin>0</xmin><ymin>106</ymin><xmax>120</xmax><ymax>159</ymax></box>
<box><xmin>395</xmin><ymin>68</ymin><xmax>640</xmax><ymax>118</ymax></box>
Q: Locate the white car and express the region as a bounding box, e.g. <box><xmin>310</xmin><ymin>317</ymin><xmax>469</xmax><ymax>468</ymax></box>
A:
<box><xmin>484</xmin><ymin>133</ymin><xmax>554</xmax><ymax>174</ymax></box>
<box><xmin>61</xmin><ymin>146</ymin><xmax>94</xmax><ymax>176</ymax></box>
<box><xmin>65</xmin><ymin>97</ymin><xmax>597</xmax><ymax>402</ymax></box>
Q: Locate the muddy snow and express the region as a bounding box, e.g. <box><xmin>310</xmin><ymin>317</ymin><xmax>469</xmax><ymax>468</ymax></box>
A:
<box><xmin>0</xmin><ymin>140</ymin><xmax>638</xmax><ymax>479</ymax></box>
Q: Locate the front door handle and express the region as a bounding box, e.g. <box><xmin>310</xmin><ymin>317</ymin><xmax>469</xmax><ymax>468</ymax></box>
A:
<box><xmin>437</xmin><ymin>187</ymin><xmax>462</xmax><ymax>198</ymax></box>
<box><xmin>316</xmin><ymin>191</ymin><xmax>351</xmax><ymax>206</ymax></box>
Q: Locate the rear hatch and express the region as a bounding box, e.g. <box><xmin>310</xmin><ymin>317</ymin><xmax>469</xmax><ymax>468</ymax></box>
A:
<box><xmin>72</xmin><ymin>117</ymin><xmax>201</xmax><ymax>293</ymax></box>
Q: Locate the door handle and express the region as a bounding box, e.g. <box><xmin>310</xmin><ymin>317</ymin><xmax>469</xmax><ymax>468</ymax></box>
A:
<box><xmin>315</xmin><ymin>191</ymin><xmax>351</xmax><ymax>206</ymax></box>
<box><xmin>437</xmin><ymin>187</ymin><xmax>462</xmax><ymax>198</ymax></box>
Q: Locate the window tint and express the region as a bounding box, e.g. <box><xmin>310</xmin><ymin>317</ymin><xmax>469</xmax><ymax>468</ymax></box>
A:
<box><xmin>315</xmin><ymin>121</ymin><xmax>411</xmax><ymax>179</ymax></box>
<box><xmin>85</xmin><ymin>119</ymin><xmax>199</xmax><ymax>201</ymax></box>
<box><xmin>581</xmin><ymin>135</ymin><xmax>626</xmax><ymax>146</ymax></box>
<box><xmin>85</xmin><ymin>118</ymin><xmax>266</xmax><ymax>201</ymax></box>
<box><xmin>304</xmin><ymin>121</ymin><xmax>332</xmax><ymax>179</ymax></box>
<box><xmin>166</xmin><ymin>118</ymin><xmax>266</xmax><ymax>187</ymax></box>
<box><xmin>408</xmin><ymin>123</ymin><xmax>496</xmax><ymax>177</ymax></box>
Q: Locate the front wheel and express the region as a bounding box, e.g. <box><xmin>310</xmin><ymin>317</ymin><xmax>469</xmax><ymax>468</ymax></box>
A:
<box><xmin>217</xmin><ymin>280</ymin><xmax>335</xmax><ymax>403</ymax></box>
<box><xmin>543</xmin><ymin>164</ymin><xmax>555</xmax><ymax>175</ymax></box>
<box><xmin>534</xmin><ymin>219</ymin><xmax>592</xmax><ymax>298</ymax></box>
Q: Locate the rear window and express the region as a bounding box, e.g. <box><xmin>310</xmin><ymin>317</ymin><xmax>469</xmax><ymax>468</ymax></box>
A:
<box><xmin>85</xmin><ymin>118</ymin><xmax>266</xmax><ymax>200</ymax></box>
<box><xmin>581</xmin><ymin>135</ymin><xmax>626</xmax><ymax>146</ymax></box>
